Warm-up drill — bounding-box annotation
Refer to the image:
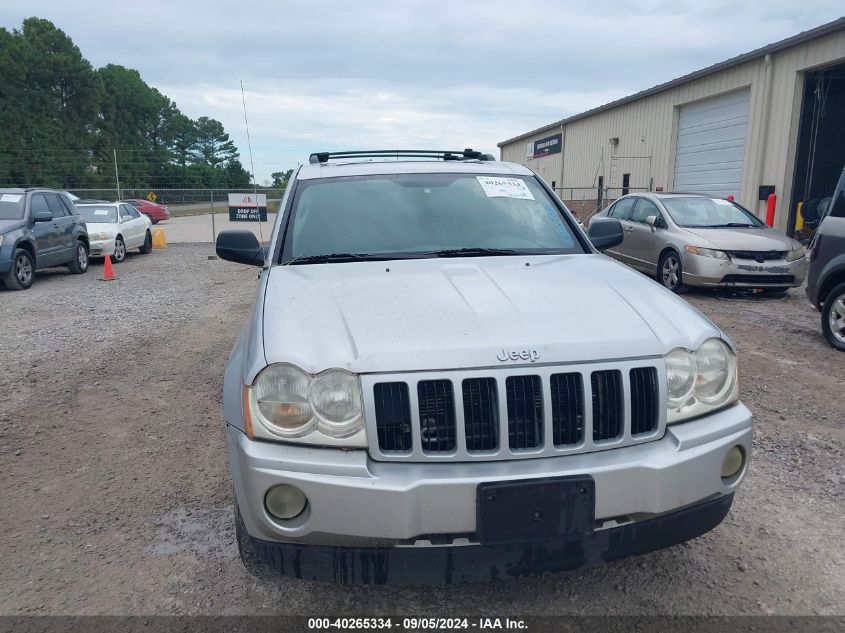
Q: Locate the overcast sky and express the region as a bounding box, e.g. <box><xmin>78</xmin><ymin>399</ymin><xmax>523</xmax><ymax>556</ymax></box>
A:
<box><xmin>2</xmin><ymin>1</ymin><xmax>843</xmax><ymax>183</ymax></box>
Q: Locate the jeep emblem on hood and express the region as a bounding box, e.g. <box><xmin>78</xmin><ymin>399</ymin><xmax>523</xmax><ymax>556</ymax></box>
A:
<box><xmin>497</xmin><ymin>348</ymin><xmax>540</xmax><ymax>363</ymax></box>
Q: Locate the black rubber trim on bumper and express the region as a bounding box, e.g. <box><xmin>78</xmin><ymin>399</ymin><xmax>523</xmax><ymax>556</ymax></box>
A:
<box><xmin>238</xmin><ymin>493</ymin><xmax>734</xmax><ymax>585</ymax></box>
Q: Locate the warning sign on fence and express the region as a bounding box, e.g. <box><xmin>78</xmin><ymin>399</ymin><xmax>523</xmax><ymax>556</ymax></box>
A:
<box><xmin>228</xmin><ymin>193</ymin><xmax>268</xmax><ymax>221</ymax></box>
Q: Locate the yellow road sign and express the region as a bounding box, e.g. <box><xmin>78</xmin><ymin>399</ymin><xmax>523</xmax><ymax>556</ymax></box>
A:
<box><xmin>146</xmin><ymin>191</ymin><xmax>158</xmax><ymax>203</ymax></box>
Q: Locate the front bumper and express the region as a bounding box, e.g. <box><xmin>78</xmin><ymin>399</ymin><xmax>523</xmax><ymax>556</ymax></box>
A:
<box><xmin>229</xmin><ymin>403</ymin><xmax>751</xmax><ymax>546</ymax></box>
<box><xmin>683</xmin><ymin>253</ymin><xmax>807</xmax><ymax>288</ymax></box>
<box><xmin>239</xmin><ymin>492</ymin><xmax>734</xmax><ymax>584</ymax></box>
<box><xmin>88</xmin><ymin>238</ymin><xmax>115</xmax><ymax>257</ymax></box>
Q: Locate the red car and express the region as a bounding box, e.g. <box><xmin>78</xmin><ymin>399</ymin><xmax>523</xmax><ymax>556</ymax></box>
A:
<box><xmin>121</xmin><ymin>199</ymin><xmax>170</xmax><ymax>224</ymax></box>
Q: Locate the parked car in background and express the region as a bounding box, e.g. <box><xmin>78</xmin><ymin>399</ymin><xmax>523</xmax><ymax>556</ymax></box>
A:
<box><xmin>589</xmin><ymin>193</ymin><xmax>807</xmax><ymax>293</ymax></box>
<box><xmin>121</xmin><ymin>199</ymin><xmax>170</xmax><ymax>224</ymax></box>
<box><xmin>806</xmin><ymin>167</ymin><xmax>845</xmax><ymax>351</ymax></box>
<box><xmin>67</xmin><ymin>193</ymin><xmax>112</xmax><ymax>204</ymax></box>
<box><xmin>214</xmin><ymin>149</ymin><xmax>751</xmax><ymax>584</ymax></box>
<box><xmin>76</xmin><ymin>202</ymin><xmax>152</xmax><ymax>262</ymax></box>
<box><xmin>0</xmin><ymin>188</ymin><xmax>89</xmax><ymax>290</ymax></box>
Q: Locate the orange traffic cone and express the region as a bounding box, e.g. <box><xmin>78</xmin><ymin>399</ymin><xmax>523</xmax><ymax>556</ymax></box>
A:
<box><xmin>102</xmin><ymin>253</ymin><xmax>116</xmax><ymax>281</ymax></box>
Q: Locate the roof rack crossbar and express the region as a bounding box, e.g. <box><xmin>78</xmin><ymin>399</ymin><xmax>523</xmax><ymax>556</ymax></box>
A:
<box><xmin>309</xmin><ymin>149</ymin><xmax>495</xmax><ymax>164</ymax></box>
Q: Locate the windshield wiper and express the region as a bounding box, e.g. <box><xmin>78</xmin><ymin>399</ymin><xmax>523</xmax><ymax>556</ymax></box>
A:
<box><xmin>286</xmin><ymin>252</ymin><xmax>388</xmax><ymax>265</ymax></box>
<box><xmin>423</xmin><ymin>247</ymin><xmax>523</xmax><ymax>258</ymax></box>
<box><xmin>711</xmin><ymin>223</ymin><xmax>756</xmax><ymax>228</ymax></box>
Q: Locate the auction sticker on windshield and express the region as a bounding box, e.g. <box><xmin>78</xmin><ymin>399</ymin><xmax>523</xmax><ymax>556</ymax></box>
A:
<box><xmin>476</xmin><ymin>176</ymin><xmax>535</xmax><ymax>200</ymax></box>
<box><xmin>1</xmin><ymin>194</ymin><xmax>22</xmax><ymax>202</ymax></box>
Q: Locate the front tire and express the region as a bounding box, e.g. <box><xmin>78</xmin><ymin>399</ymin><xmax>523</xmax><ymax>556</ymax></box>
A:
<box><xmin>3</xmin><ymin>248</ymin><xmax>35</xmax><ymax>290</ymax></box>
<box><xmin>139</xmin><ymin>230</ymin><xmax>152</xmax><ymax>254</ymax></box>
<box><xmin>657</xmin><ymin>250</ymin><xmax>687</xmax><ymax>293</ymax></box>
<box><xmin>235</xmin><ymin>502</ymin><xmax>272</xmax><ymax>580</ymax></box>
<box><xmin>821</xmin><ymin>283</ymin><xmax>845</xmax><ymax>351</ymax></box>
<box><xmin>68</xmin><ymin>241</ymin><xmax>89</xmax><ymax>274</ymax></box>
<box><xmin>113</xmin><ymin>237</ymin><xmax>126</xmax><ymax>263</ymax></box>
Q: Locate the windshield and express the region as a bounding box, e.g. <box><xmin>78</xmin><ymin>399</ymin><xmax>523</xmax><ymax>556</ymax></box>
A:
<box><xmin>0</xmin><ymin>193</ymin><xmax>25</xmax><ymax>220</ymax></box>
<box><xmin>78</xmin><ymin>206</ymin><xmax>118</xmax><ymax>223</ymax></box>
<box><xmin>661</xmin><ymin>197</ymin><xmax>764</xmax><ymax>228</ymax></box>
<box><xmin>282</xmin><ymin>173</ymin><xmax>584</xmax><ymax>262</ymax></box>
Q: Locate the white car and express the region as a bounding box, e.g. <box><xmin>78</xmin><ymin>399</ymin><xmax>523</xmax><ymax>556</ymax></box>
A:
<box><xmin>76</xmin><ymin>202</ymin><xmax>153</xmax><ymax>262</ymax></box>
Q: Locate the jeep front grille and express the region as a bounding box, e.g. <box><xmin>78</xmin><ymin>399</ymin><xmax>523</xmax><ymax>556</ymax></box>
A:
<box><xmin>591</xmin><ymin>370</ymin><xmax>623</xmax><ymax>441</ymax></box>
<box><xmin>629</xmin><ymin>367</ymin><xmax>659</xmax><ymax>436</ymax></box>
<box><xmin>367</xmin><ymin>359</ymin><xmax>665</xmax><ymax>462</ymax></box>
<box><xmin>373</xmin><ymin>382</ymin><xmax>412</xmax><ymax>452</ymax></box>
<box><xmin>550</xmin><ymin>372</ymin><xmax>583</xmax><ymax>446</ymax></box>
<box><xmin>462</xmin><ymin>378</ymin><xmax>499</xmax><ymax>452</ymax></box>
<box><xmin>506</xmin><ymin>375</ymin><xmax>543</xmax><ymax>450</ymax></box>
<box><xmin>417</xmin><ymin>380</ymin><xmax>456</xmax><ymax>452</ymax></box>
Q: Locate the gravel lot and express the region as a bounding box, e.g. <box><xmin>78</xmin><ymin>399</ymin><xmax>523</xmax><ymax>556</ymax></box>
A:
<box><xmin>0</xmin><ymin>244</ymin><xmax>842</xmax><ymax>616</ymax></box>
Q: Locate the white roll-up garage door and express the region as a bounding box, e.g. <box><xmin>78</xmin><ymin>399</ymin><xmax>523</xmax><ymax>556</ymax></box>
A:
<box><xmin>672</xmin><ymin>89</ymin><xmax>750</xmax><ymax>199</ymax></box>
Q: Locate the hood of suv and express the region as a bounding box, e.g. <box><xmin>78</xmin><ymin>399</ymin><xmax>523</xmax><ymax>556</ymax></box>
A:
<box><xmin>0</xmin><ymin>218</ymin><xmax>27</xmax><ymax>235</ymax></box>
<box><xmin>261</xmin><ymin>255</ymin><xmax>721</xmax><ymax>374</ymax></box>
<box><xmin>683</xmin><ymin>226</ymin><xmax>799</xmax><ymax>252</ymax></box>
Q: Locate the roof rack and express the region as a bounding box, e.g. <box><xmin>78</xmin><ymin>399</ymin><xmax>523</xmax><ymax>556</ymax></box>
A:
<box><xmin>308</xmin><ymin>149</ymin><xmax>495</xmax><ymax>164</ymax></box>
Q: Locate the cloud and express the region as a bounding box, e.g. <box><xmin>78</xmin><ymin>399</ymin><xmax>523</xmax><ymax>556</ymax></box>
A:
<box><xmin>162</xmin><ymin>80</ymin><xmax>629</xmax><ymax>179</ymax></box>
<box><xmin>2</xmin><ymin>0</ymin><xmax>843</xmax><ymax>176</ymax></box>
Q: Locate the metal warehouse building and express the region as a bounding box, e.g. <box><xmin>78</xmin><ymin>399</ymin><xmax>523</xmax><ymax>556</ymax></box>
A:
<box><xmin>498</xmin><ymin>17</ymin><xmax>845</xmax><ymax>237</ymax></box>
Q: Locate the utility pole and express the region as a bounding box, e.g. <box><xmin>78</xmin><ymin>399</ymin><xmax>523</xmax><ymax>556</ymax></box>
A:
<box><xmin>113</xmin><ymin>149</ymin><xmax>122</xmax><ymax>199</ymax></box>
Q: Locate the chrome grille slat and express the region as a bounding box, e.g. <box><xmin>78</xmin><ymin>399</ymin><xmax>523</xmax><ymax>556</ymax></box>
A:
<box><xmin>365</xmin><ymin>360</ymin><xmax>665</xmax><ymax>462</ymax></box>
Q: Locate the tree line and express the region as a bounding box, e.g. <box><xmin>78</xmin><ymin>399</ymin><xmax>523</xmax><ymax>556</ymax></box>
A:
<box><xmin>0</xmin><ymin>17</ymin><xmax>253</xmax><ymax>190</ymax></box>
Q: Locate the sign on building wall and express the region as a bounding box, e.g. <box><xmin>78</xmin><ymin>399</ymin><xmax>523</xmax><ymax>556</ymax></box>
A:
<box><xmin>528</xmin><ymin>133</ymin><xmax>562</xmax><ymax>159</ymax></box>
<box><xmin>228</xmin><ymin>193</ymin><xmax>268</xmax><ymax>221</ymax></box>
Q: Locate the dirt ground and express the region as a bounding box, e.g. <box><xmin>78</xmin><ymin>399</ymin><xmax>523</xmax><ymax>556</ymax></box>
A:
<box><xmin>0</xmin><ymin>244</ymin><xmax>842</xmax><ymax>616</ymax></box>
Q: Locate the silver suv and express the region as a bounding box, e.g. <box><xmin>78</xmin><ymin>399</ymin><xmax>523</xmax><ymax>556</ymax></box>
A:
<box><xmin>215</xmin><ymin>149</ymin><xmax>752</xmax><ymax>584</ymax></box>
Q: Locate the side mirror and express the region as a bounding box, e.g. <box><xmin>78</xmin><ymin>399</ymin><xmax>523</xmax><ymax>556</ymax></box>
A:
<box><xmin>216</xmin><ymin>230</ymin><xmax>266</xmax><ymax>267</ymax></box>
<box><xmin>646</xmin><ymin>215</ymin><xmax>657</xmax><ymax>229</ymax></box>
<box><xmin>587</xmin><ymin>217</ymin><xmax>624</xmax><ymax>251</ymax></box>
<box><xmin>33</xmin><ymin>210</ymin><xmax>53</xmax><ymax>223</ymax></box>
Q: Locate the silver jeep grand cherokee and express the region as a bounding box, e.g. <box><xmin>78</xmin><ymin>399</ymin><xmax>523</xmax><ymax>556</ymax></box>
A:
<box><xmin>215</xmin><ymin>149</ymin><xmax>752</xmax><ymax>584</ymax></box>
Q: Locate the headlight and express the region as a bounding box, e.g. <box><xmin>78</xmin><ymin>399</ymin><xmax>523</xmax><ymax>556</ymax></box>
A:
<box><xmin>247</xmin><ymin>364</ymin><xmax>365</xmax><ymax>444</ymax></box>
<box><xmin>251</xmin><ymin>364</ymin><xmax>315</xmax><ymax>438</ymax></box>
<box><xmin>694</xmin><ymin>339</ymin><xmax>736</xmax><ymax>405</ymax></box>
<box><xmin>665</xmin><ymin>338</ymin><xmax>738</xmax><ymax>424</ymax></box>
<box><xmin>785</xmin><ymin>246</ymin><xmax>805</xmax><ymax>262</ymax></box>
<box><xmin>684</xmin><ymin>245</ymin><xmax>729</xmax><ymax>261</ymax></box>
<box><xmin>89</xmin><ymin>232</ymin><xmax>109</xmax><ymax>241</ymax></box>
<box><xmin>665</xmin><ymin>348</ymin><xmax>696</xmax><ymax>408</ymax></box>
<box><xmin>309</xmin><ymin>369</ymin><xmax>363</xmax><ymax>438</ymax></box>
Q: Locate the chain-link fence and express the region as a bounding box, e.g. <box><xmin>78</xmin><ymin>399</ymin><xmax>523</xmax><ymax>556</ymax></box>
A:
<box><xmin>66</xmin><ymin>187</ymin><xmax>285</xmax><ymax>206</ymax></box>
<box><xmin>65</xmin><ymin>188</ymin><xmax>285</xmax><ymax>243</ymax></box>
<box><xmin>60</xmin><ymin>184</ymin><xmax>650</xmax><ymax>243</ymax></box>
<box><xmin>553</xmin><ymin>186</ymin><xmax>651</xmax><ymax>223</ymax></box>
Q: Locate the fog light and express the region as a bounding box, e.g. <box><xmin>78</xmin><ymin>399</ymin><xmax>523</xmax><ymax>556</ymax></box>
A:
<box><xmin>264</xmin><ymin>484</ymin><xmax>307</xmax><ymax>520</ymax></box>
<box><xmin>721</xmin><ymin>446</ymin><xmax>744</xmax><ymax>480</ymax></box>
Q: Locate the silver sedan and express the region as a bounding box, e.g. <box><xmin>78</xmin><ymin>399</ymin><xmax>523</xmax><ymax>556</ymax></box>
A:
<box><xmin>589</xmin><ymin>193</ymin><xmax>807</xmax><ymax>293</ymax></box>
